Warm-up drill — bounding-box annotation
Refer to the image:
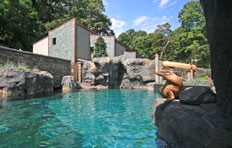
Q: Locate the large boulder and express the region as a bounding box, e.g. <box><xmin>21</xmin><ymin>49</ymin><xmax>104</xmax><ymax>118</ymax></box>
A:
<box><xmin>121</xmin><ymin>58</ymin><xmax>156</xmax><ymax>83</ymax></box>
<box><xmin>0</xmin><ymin>68</ymin><xmax>54</xmax><ymax>99</ymax></box>
<box><xmin>82</xmin><ymin>61</ymin><xmax>95</xmax><ymax>84</ymax></box>
<box><xmin>179</xmin><ymin>86</ymin><xmax>217</xmax><ymax>105</ymax></box>
<box><xmin>61</xmin><ymin>76</ymin><xmax>81</xmax><ymax>92</ymax></box>
<box><xmin>153</xmin><ymin>98</ymin><xmax>232</xmax><ymax>148</ymax></box>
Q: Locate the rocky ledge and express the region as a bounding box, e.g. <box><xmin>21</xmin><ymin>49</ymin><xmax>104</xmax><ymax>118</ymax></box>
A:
<box><xmin>82</xmin><ymin>56</ymin><xmax>157</xmax><ymax>90</ymax></box>
<box><xmin>152</xmin><ymin>86</ymin><xmax>232</xmax><ymax>148</ymax></box>
<box><xmin>0</xmin><ymin>68</ymin><xmax>54</xmax><ymax>99</ymax></box>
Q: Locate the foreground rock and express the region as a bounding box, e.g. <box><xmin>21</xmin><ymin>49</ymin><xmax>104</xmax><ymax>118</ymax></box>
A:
<box><xmin>0</xmin><ymin>68</ymin><xmax>54</xmax><ymax>99</ymax></box>
<box><xmin>200</xmin><ymin>0</ymin><xmax>232</xmax><ymax>115</ymax></box>
<box><xmin>153</xmin><ymin>87</ymin><xmax>232</xmax><ymax>148</ymax></box>
<box><xmin>82</xmin><ymin>56</ymin><xmax>156</xmax><ymax>89</ymax></box>
<box><xmin>179</xmin><ymin>86</ymin><xmax>217</xmax><ymax>105</ymax></box>
<box><xmin>61</xmin><ymin>76</ymin><xmax>81</xmax><ymax>92</ymax></box>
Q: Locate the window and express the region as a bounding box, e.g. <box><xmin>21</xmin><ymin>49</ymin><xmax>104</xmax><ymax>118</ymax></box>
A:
<box><xmin>52</xmin><ymin>38</ymin><xmax>56</xmax><ymax>45</ymax></box>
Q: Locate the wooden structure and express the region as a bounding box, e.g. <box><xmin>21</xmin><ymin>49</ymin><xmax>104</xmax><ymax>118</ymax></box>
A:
<box><xmin>71</xmin><ymin>63</ymin><xmax>82</xmax><ymax>83</ymax></box>
<box><xmin>155</xmin><ymin>53</ymin><xmax>197</xmax><ymax>83</ymax></box>
<box><xmin>71</xmin><ymin>64</ymin><xmax>78</xmax><ymax>81</ymax></box>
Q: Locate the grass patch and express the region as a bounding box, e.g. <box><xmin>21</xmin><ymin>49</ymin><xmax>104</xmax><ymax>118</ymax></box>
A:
<box><xmin>0</xmin><ymin>62</ymin><xmax>40</xmax><ymax>72</ymax></box>
<box><xmin>196</xmin><ymin>75</ymin><xmax>209</xmax><ymax>80</ymax></box>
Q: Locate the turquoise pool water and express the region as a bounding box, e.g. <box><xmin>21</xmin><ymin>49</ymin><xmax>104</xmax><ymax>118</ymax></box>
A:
<box><xmin>0</xmin><ymin>89</ymin><xmax>161</xmax><ymax>148</ymax></box>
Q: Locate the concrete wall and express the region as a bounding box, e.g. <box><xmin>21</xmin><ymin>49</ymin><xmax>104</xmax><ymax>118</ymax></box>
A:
<box><xmin>33</xmin><ymin>36</ymin><xmax>48</xmax><ymax>56</ymax></box>
<box><xmin>115</xmin><ymin>41</ymin><xmax>126</xmax><ymax>56</ymax></box>
<box><xmin>76</xmin><ymin>25</ymin><xmax>93</xmax><ymax>60</ymax></box>
<box><xmin>49</xmin><ymin>18</ymin><xmax>75</xmax><ymax>62</ymax></box>
<box><xmin>124</xmin><ymin>51</ymin><xmax>136</xmax><ymax>58</ymax></box>
<box><xmin>90</xmin><ymin>35</ymin><xmax>115</xmax><ymax>57</ymax></box>
<box><xmin>0</xmin><ymin>46</ymin><xmax>71</xmax><ymax>88</ymax></box>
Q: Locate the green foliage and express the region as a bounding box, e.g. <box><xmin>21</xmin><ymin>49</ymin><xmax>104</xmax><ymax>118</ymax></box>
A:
<box><xmin>94</xmin><ymin>36</ymin><xmax>108</xmax><ymax>57</ymax></box>
<box><xmin>0</xmin><ymin>0</ymin><xmax>39</xmax><ymax>50</ymax></box>
<box><xmin>0</xmin><ymin>62</ymin><xmax>40</xmax><ymax>72</ymax></box>
<box><xmin>117</xmin><ymin>0</ymin><xmax>210</xmax><ymax>68</ymax></box>
<box><xmin>178</xmin><ymin>1</ymin><xmax>205</xmax><ymax>31</ymax></box>
<box><xmin>0</xmin><ymin>0</ymin><xmax>113</xmax><ymax>51</ymax></box>
<box><xmin>117</xmin><ymin>23</ymin><xmax>173</xmax><ymax>60</ymax></box>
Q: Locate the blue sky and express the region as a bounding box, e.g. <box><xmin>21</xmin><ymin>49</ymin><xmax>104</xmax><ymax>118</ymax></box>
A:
<box><xmin>103</xmin><ymin>0</ymin><xmax>193</xmax><ymax>36</ymax></box>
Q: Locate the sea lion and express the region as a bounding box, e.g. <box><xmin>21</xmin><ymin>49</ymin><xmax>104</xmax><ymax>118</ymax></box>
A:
<box><xmin>155</xmin><ymin>70</ymin><xmax>184</xmax><ymax>100</ymax></box>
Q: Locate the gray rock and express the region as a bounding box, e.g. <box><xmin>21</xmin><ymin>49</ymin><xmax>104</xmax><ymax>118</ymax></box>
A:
<box><xmin>120</xmin><ymin>79</ymin><xmax>131</xmax><ymax>89</ymax></box>
<box><xmin>82</xmin><ymin>61</ymin><xmax>95</xmax><ymax>83</ymax></box>
<box><xmin>0</xmin><ymin>68</ymin><xmax>54</xmax><ymax>99</ymax></box>
<box><xmin>82</xmin><ymin>56</ymin><xmax>156</xmax><ymax>89</ymax></box>
<box><xmin>61</xmin><ymin>76</ymin><xmax>81</xmax><ymax>92</ymax></box>
<box><xmin>180</xmin><ymin>86</ymin><xmax>216</xmax><ymax>105</ymax></box>
<box><xmin>153</xmin><ymin>98</ymin><xmax>231</xmax><ymax>148</ymax></box>
<box><xmin>146</xmin><ymin>82</ymin><xmax>157</xmax><ymax>91</ymax></box>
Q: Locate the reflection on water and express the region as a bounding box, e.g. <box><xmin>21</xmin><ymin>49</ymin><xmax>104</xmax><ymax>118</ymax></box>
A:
<box><xmin>0</xmin><ymin>89</ymin><xmax>161</xmax><ymax>148</ymax></box>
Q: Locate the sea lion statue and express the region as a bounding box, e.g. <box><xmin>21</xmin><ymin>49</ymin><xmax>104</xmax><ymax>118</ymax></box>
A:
<box><xmin>155</xmin><ymin>70</ymin><xmax>184</xmax><ymax>100</ymax></box>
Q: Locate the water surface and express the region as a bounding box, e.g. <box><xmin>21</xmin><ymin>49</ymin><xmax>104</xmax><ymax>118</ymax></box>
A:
<box><xmin>0</xmin><ymin>89</ymin><xmax>161</xmax><ymax>147</ymax></box>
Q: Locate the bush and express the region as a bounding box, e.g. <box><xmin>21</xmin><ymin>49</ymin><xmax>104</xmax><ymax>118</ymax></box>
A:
<box><xmin>94</xmin><ymin>36</ymin><xmax>108</xmax><ymax>57</ymax></box>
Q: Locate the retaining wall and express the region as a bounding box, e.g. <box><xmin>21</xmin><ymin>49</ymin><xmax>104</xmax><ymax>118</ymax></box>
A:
<box><xmin>0</xmin><ymin>46</ymin><xmax>71</xmax><ymax>88</ymax></box>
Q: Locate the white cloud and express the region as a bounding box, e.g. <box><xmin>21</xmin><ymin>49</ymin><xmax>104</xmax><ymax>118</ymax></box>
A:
<box><xmin>110</xmin><ymin>18</ymin><xmax>126</xmax><ymax>37</ymax></box>
<box><xmin>152</xmin><ymin>0</ymin><xmax>159</xmax><ymax>3</ymax></box>
<box><xmin>159</xmin><ymin>0</ymin><xmax>170</xmax><ymax>8</ymax></box>
<box><xmin>133</xmin><ymin>16</ymin><xmax>149</xmax><ymax>27</ymax></box>
<box><xmin>133</xmin><ymin>15</ymin><xmax>172</xmax><ymax>33</ymax></box>
<box><xmin>103</xmin><ymin>0</ymin><xmax>108</xmax><ymax>6</ymax></box>
<box><xmin>153</xmin><ymin>0</ymin><xmax>177</xmax><ymax>8</ymax></box>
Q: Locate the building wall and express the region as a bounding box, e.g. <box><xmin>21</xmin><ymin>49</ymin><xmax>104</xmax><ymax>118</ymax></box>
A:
<box><xmin>124</xmin><ymin>51</ymin><xmax>136</xmax><ymax>58</ymax></box>
<box><xmin>115</xmin><ymin>41</ymin><xmax>126</xmax><ymax>56</ymax></box>
<box><xmin>90</xmin><ymin>35</ymin><xmax>115</xmax><ymax>57</ymax></box>
<box><xmin>48</xmin><ymin>19</ymin><xmax>75</xmax><ymax>62</ymax></box>
<box><xmin>76</xmin><ymin>25</ymin><xmax>93</xmax><ymax>60</ymax></box>
<box><xmin>0</xmin><ymin>46</ymin><xmax>70</xmax><ymax>88</ymax></box>
<box><xmin>33</xmin><ymin>37</ymin><xmax>48</xmax><ymax>56</ymax></box>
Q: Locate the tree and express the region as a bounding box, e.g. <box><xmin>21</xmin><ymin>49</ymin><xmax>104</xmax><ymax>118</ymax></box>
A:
<box><xmin>178</xmin><ymin>1</ymin><xmax>205</xmax><ymax>31</ymax></box>
<box><xmin>0</xmin><ymin>0</ymin><xmax>113</xmax><ymax>51</ymax></box>
<box><xmin>117</xmin><ymin>29</ymin><xmax>148</xmax><ymax>50</ymax></box>
<box><xmin>94</xmin><ymin>36</ymin><xmax>108</xmax><ymax>57</ymax></box>
<box><xmin>175</xmin><ymin>1</ymin><xmax>209</xmax><ymax>67</ymax></box>
<box><xmin>152</xmin><ymin>23</ymin><xmax>173</xmax><ymax>59</ymax></box>
<box><xmin>117</xmin><ymin>32</ymin><xmax>133</xmax><ymax>48</ymax></box>
<box><xmin>0</xmin><ymin>0</ymin><xmax>39</xmax><ymax>51</ymax></box>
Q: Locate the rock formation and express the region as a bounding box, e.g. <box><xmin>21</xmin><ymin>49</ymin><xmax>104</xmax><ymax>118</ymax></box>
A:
<box><xmin>0</xmin><ymin>68</ymin><xmax>54</xmax><ymax>99</ymax></box>
<box><xmin>200</xmin><ymin>0</ymin><xmax>232</xmax><ymax>115</ymax></box>
<box><xmin>81</xmin><ymin>56</ymin><xmax>157</xmax><ymax>89</ymax></box>
<box><xmin>153</xmin><ymin>1</ymin><xmax>232</xmax><ymax>146</ymax></box>
<box><xmin>153</xmin><ymin>87</ymin><xmax>232</xmax><ymax>148</ymax></box>
<box><xmin>61</xmin><ymin>76</ymin><xmax>81</xmax><ymax>92</ymax></box>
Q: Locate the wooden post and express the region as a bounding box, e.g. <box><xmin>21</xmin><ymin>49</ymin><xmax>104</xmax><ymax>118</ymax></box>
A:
<box><xmin>77</xmin><ymin>62</ymin><xmax>82</xmax><ymax>83</ymax></box>
<box><xmin>159</xmin><ymin>59</ymin><xmax>163</xmax><ymax>83</ymax></box>
<box><xmin>187</xmin><ymin>71</ymin><xmax>191</xmax><ymax>81</ymax></box>
<box><xmin>190</xmin><ymin>69</ymin><xmax>193</xmax><ymax>80</ymax></box>
<box><xmin>155</xmin><ymin>53</ymin><xmax>160</xmax><ymax>84</ymax></box>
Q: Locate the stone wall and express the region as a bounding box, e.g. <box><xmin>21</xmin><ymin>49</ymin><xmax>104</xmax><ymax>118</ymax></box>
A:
<box><xmin>195</xmin><ymin>68</ymin><xmax>211</xmax><ymax>77</ymax></box>
<box><xmin>81</xmin><ymin>56</ymin><xmax>156</xmax><ymax>89</ymax></box>
<box><xmin>123</xmin><ymin>51</ymin><xmax>136</xmax><ymax>59</ymax></box>
<box><xmin>0</xmin><ymin>46</ymin><xmax>71</xmax><ymax>88</ymax></box>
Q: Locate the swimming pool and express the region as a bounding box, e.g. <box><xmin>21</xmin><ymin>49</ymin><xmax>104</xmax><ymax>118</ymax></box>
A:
<box><xmin>0</xmin><ymin>89</ymin><xmax>161</xmax><ymax>147</ymax></box>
